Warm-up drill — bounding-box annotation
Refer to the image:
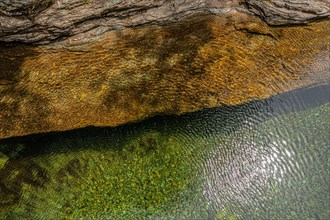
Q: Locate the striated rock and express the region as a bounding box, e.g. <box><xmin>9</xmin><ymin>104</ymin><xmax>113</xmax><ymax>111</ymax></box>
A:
<box><xmin>0</xmin><ymin>0</ymin><xmax>329</xmax><ymax>44</ymax></box>
<box><xmin>246</xmin><ymin>0</ymin><xmax>330</xmax><ymax>25</ymax></box>
<box><xmin>0</xmin><ymin>12</ymin><xmax>329</xmax><ymax>139</ymax></box>
<box><xmin>0</xmin><ymin>0</ymin><xmax>240</xmax><ymax>44</ymax></box>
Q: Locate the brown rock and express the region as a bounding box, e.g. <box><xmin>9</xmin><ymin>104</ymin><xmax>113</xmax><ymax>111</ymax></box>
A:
<box><xmin>0</xmin><ymin>12</ymin><xmax>329</xmax><ymax>139</ymax></box>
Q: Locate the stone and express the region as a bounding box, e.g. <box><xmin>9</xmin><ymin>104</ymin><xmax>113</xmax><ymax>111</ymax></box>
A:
<box><xmin>0</xmin><ymin>12</ymin><xmax>329</xmax><ymax>139</ymax></box>
<box><xmin>245</xmin><ymin>0</ymin><xmax>330</xmax><ymax>25</ymax></box>
<box><xmin>0</xmin><ymin>0</ymin><xmax>239</xmax><ymax>44</ymax></box>
<box><xmin>0</xmin><ymin>0</ymin><xmax>329</xmax><ymax>44</ymax></box>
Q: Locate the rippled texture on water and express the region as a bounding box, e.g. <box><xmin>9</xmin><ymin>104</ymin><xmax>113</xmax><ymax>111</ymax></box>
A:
<box><xmin>0</xmin><ymin>85</ymin><xmax>329</xmax><ymax>219</ymax></box>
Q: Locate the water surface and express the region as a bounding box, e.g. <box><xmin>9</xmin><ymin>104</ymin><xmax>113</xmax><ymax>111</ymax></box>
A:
<box><xmin>0</xmin><ymin>85</ymin><xmax>329</xmax><ymax>219</ymax></box>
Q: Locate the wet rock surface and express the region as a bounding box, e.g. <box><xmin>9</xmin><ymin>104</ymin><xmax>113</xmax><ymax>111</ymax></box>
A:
<box><xmin>0</xmin><ymin>12</ymin><xmax>329</xmax><ymax>139</ymax></box>
<box><xmin>0</xmin><ymin>1</ymin><xmax>329</xmax><ymax>139</ymax></box>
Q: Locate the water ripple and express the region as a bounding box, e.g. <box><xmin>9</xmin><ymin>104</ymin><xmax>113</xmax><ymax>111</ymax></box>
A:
<box><xmin>0</xmin><ymin>85</ymin><xmax>329</xmax><ymax>219</ymax></box>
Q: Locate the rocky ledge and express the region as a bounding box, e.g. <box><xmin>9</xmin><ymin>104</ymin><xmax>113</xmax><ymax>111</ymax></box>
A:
<box><xmin>0</xmin><ymin>0</ymin><xmax>329</xmax><ymax>44</ymax></box>
<box><xmin>0</xmin><ymin>0</ymin><xmax>329</xmax><ymax>139</ymax></box>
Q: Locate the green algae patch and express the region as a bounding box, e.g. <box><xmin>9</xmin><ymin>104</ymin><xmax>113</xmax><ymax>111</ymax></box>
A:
<box><xmin>0</xmin><ymin>131</ymin><xmax>208</xmax><ymax>219</ymax></box>
<box><xmin>216</xmin><ymin>209</ymin><xmax>238</xmax><ymax>220</ymax></box>
<box><xmin>0</xmin><ymin>152</ymin><xmax>8</xmax><ymax>169</ymax></box>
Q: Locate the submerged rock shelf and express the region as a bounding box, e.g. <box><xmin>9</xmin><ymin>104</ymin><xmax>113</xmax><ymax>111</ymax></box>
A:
<box><xmin>1</xmin><ymin>13</ymin><xmax>329</xmax><ymax>139</ymax></box>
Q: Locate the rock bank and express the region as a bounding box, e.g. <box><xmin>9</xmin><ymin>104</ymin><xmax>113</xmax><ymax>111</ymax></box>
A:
<box><xmin>0</xmin><ymin>0</ymin><xmax>329</xmax><ymax>44</ymax></box>
<box><xmin>0</xmin><ymin>1</ymin><xmax>329</xmax><ymax>139</ymax></box>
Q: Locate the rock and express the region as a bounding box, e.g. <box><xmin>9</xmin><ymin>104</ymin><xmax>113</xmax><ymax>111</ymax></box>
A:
<box><xmin>0</xmin><ymin>12</ymin><xmax>329</xmax><ymax>139</ymax></box>
<box><xmin>245</xmin><ymin>0</ymin><xmax>330</xmax><ymax>25</ymax></box>
<box><xmin>0</xmin><ymin>0</ymin><xmax>329</xmax><ymax>44</ymax></box>
<box><xmin>0</xmin><ymin>0</ymin><xmax>238</xmax><ymax>44</ymax></box>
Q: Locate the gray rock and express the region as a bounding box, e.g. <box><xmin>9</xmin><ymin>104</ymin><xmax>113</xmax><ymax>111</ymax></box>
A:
<box><xmin>245</xmin><ymin>0</ymin><xmax>330</xmax><ymax>25</ymax></box>
<box><xmin>0</xmin><ymin>0</ymin><xmax>220</xmax><ymax>44</ymax></box>
<box><xmin>0</xmin><ymin>0</ymin><xmax>328</xmax><ymax>44</ymax></box>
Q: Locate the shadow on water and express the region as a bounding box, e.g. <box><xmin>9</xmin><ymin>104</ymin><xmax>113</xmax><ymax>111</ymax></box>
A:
<box><xmin>0</xmin><ymin>42</ymin><xmax>51</xmax><ymax>138</ymax></box>
<box><xmin>101</xmin><ymin>16</ymin><xmax>215</xmax><ymax>114</ymax></box>
<box><xmin>0</xmin><ymin>42</ymin><xmax>52</xmax><ymax>210</ymax></box>
<box><xmin>1</xmin><ymin>84</ymin><xmax>329</xmax><ymax>154</ymax></box>
<box><xmin>0</xmin><ymin>83</ymin><xmax>329</xmax><ymax>218</ymax></box>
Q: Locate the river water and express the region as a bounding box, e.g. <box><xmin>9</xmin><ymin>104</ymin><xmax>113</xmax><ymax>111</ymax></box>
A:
<box><xmin>0</xmin><ymin>84</ymin><xmax>329</xmax><ymax>219</ymax></box>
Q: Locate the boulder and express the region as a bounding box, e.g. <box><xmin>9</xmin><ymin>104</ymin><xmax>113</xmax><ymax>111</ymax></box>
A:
<box><xmin>0</xmin><ymin>1</ymin><xmax>329</xmax><ymax>139</ymax></box>
<box><xmin>0</xmin><ymin>0</ymin><xmax>329</xmax><ymax>44</ymax></box>
<box><xmin>0</xmin><ymin>11</ymin><xmax>329</xmax><ymax>139</ymax></box>
<box><xmin>0</xmin><ymin>0</ymin><xmax>241</xmax><ymax>44</ymax></box>
<box><xmin>246</xmin><ymin>0</ymin><xmax>330</xmax><ymax>25</ymax></box>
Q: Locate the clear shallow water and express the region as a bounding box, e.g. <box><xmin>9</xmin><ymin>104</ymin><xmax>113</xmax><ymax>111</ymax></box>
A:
<box><xmin>0</xmin><ymin>85</ymin><xmax>329</xmax><ymax>219</ymax></box>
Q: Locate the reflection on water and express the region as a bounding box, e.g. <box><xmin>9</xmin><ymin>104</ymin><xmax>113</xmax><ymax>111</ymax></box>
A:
<box><xmin>204</xmin><ymin>103</ymin><xmax>329</xmax><ymax>219</ymax></box>
<box><xmin>0</xmin><ymin>85</ymin><xmax>329</xmax><ymax>219</ymax></box>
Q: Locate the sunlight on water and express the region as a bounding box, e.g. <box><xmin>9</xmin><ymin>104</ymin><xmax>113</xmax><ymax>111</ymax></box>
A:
<box><xmin>202</xmin><ymin>102</ymin><xmax>329</xmax><ymax>219</ymax></box>
<box><xmin>0</xmin><ymin>85</ymin><xmax>329</xmax><ymax>219</ymax></box>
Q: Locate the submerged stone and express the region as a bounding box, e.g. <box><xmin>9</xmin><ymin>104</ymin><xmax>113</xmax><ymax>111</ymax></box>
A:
<box><xmin>0</xmin><ymin>12</ymin><xmax>329</xmax><ymax>139</ymax></box>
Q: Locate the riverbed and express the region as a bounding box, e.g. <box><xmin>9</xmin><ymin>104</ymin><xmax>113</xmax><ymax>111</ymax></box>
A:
<box><xmin>0</xmin><ymin>84</ymin><xmax>329</xmax><ymax>219</ymax></box>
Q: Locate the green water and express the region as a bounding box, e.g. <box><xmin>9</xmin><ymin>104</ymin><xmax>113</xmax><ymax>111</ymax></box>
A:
<box><xmin>0</xmin><ymin>85</ymin><xmax>329</xmax><ymax>219</ymax></box>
